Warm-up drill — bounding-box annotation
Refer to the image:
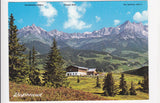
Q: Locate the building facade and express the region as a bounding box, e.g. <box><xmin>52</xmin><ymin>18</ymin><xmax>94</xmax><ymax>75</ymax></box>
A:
<box><xmin>66</xmin><ymin>65</ymin><xmax>97</xmax><ymax>76</ymax></box>
<box><xmin>87</xmin><ymin>69</ymin><xmax>97</xmax><ymax>75</ymax></box>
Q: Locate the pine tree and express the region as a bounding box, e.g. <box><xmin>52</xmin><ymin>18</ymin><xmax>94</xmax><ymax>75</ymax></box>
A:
<box><xmin>138</xmin><ymin>80</ymin><xmax>141</xmax><ymax>85</ymax></box>
<box><xmin>96</xmin><ymin>76</ymin><xmax>101</xmax><ymax>88</ymax></box>
<box><xmin>141</xmin><ymin>74</ymin><xmax>149</xmax><ymax>93</ymax></box>
<box><xmin>43</xmin><ymin>38</ymin><xmax>67</xmax><ymax>88</ymax></box>
<box><xmin>77</xmin><ymin>76</ymin><xmax>80</xmax><ymax>83</ymax></box>
<box><xmin>103</xmin><ymin>73</ymin><xmax>116</xmax><ymax>96</ymax></box>
<box><xmin>32</xmin><ymin>46</ymin><xmax>37</xmax><ymax>67</ymax></box>
<box><xmin>9</xmin><ymin>13</ymin><xmax>28</xmax><ymax>82</ymax></box>
<box><xmin>129</xmin><ymin>81</ymin><xmax>137</xmax><ymax>95</ymax></box>
<box><xmin>29</xmin><ymin>50</ymin><xmax>32</xmax><ymax>66</ymax></box>
<box><xmin>119</xmin><ymin>74</ymin><xmax>129</xmax><ymax>95</ymax></box>
<box><xmin>28</xmin><ymin>46</ymin><xmax>41</xmax><ymax>85</ymax></box>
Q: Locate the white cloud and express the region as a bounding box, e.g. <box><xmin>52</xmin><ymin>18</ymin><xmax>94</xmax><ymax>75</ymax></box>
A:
<box><xmin>17</xmin><ymin>19</ymin><xmax>23</xmax><ymax>24</ymax></box>
<box><xmin>133</xmin><ymin>10</ymin><xmax>148</xmax><ymax>22</ymax></box>
<box><xmin>114</xmin><ymin>20</ymin><xmax>120</xmax><ymax>25</ymax></box>
<box><xmin>63</xmin><ymin>2</ymin><xmax>92</xmax><ymax>30</ymax></box>
<box><xmin>95</xmin><ymin>16</ymin><xmax>101</xmax><ymax>22</ymax></box>
<box><xmin>37</xmin><ymin>2</ymin><xmax>57</xmax><ymax>26</ymax></box>
<box><xmin>127</xmin><ymin>11</ymin><xmax>131</xmax><ymax>15</ymax></box>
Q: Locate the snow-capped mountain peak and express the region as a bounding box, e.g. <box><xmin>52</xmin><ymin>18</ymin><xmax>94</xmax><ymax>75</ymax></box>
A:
<box><xmin>17</xmin><ymin>21</ymin><xmax>148</xmax><ymax>43</ymax></box>
<box><xmin>17</xmin><ymin>24</ymin><xmax>52</xmax><ymax>45</ymax></box>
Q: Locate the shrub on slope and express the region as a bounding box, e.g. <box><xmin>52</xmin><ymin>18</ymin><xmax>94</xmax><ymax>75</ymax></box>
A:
<box><xmin>9</xmin><ymin>82</ymin><xmax>108</xmax><ymax>101</ymax></box>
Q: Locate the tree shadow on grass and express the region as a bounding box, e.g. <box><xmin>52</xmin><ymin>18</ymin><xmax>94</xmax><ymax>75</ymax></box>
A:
<box><xmin>93</xmin><ymin>92</ymin><xmax>105</xmax><ymax>96</ymax></box>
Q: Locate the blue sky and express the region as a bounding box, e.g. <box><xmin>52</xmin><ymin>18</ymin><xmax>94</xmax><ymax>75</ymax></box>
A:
<box><xmin>8</xmin><ymin>1</ymin><xmax>148</xmax><ymax>33</ymax></box>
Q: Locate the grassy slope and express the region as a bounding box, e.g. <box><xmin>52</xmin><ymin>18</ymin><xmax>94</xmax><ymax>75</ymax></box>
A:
<box><xmin>68</xmin><ymin>73</ymin><xmax>149</xmax><ymax>100</ymax></box>
<box><xmin>9</xmin><ymin>82</ymin><xmax>108</xmax><ymax>101</ymax></box>
<box><xmin>9</xmin><ymin>73</ymin><xmax>149</xmax><ymax>101</ymax></box>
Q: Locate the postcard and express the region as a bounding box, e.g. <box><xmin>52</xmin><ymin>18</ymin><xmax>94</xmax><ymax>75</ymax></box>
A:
<box><xmin>2</xmin><ymin>0</ymin><xmax>155</xmax><ymax>103</ymax></box>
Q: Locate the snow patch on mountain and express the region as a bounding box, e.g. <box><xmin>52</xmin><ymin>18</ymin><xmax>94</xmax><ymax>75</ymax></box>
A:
<box><xmin>17</xmin><ymin>21</ymin><xmax>148</xmax><ymax>42</ymax></box>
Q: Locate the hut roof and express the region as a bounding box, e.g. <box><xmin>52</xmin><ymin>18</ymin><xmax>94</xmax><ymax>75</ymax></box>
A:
<box><xmin>88</xmin><ymin>68</ymin><xmax>96</xmax><ymax>72</ymax></box>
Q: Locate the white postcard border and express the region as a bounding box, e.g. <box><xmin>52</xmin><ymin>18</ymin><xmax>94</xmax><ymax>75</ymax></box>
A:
<box><xmin>1</xmin><ymin>0</ymin><xmax>160</xmax><ymax>103</ymax></box>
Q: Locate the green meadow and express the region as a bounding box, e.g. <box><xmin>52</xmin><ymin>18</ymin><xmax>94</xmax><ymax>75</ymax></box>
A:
<box><xmin>67</xmin><ymin>73</ymin><xmax>149</xmax><ymax>100</ymax></box>
<box><xmin>10</xmin><ymin>72</ymin><xmax>149</xmax><ymax>101</ymax></box>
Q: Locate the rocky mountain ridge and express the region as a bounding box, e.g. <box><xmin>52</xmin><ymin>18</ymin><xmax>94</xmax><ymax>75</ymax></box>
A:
<box><xmin>17</xmin><ymin>21</ymin><xmax>148</xmax><ymax>44</ymax></box>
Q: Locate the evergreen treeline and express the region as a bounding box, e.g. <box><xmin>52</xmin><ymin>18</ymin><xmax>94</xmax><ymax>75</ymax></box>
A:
<box><xmin>9</xmin><ymin>13</ymin><xmax>28</xmax><ymax>83</ymax></box>
<box><xmin>103</xmin><ymin>73</ymin><xmax>137</xmax><ymax>97</ymax></box>
<box><xmin>9</xmin><ymin>14</ymin><xmax>67</xmax><ymax>88</ymax></box>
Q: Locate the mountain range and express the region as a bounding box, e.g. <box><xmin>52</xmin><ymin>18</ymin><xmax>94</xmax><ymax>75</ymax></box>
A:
<box><xmin>17</xmin><ymin>20</ymin><xmax>148</xmax><ymax>54</ymax></box>
<box><xmin>18</xmin><ymin>21</ymin><xmax>148</xmax><ymax>42</ymax></box>
<box><xmin>17</xmin><ymin>21</ymin><xmax>148</xmax><ymax>71</ymax></box>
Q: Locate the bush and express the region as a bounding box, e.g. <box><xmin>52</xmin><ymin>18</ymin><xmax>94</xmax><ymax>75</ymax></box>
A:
<box><xmin>129</xmin><ymin>81</ymin><xmax>137</xmax><ymax>95</ymax></box>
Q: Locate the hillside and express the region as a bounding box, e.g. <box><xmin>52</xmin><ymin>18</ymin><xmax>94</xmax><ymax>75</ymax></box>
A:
<box><xmin>123</xmin><ymin>66</ymin><xmax>148</xmax><ymax>76</ymax></box>
<box><xmin>36</xmin><ymin>47</ymin><xmax>146</xmax><ymax>72</ymax></box>
<box><xmin>9</xmin><ymin>82</ymin><xmax>107</xmax><ymax>101</ymax></box>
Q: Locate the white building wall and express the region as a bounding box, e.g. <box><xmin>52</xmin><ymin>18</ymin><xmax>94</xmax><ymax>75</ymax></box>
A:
<box><xmin>66</xmin><ymin>72</ymin><xmax>87</xmax><ymax>76</ymax></box>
